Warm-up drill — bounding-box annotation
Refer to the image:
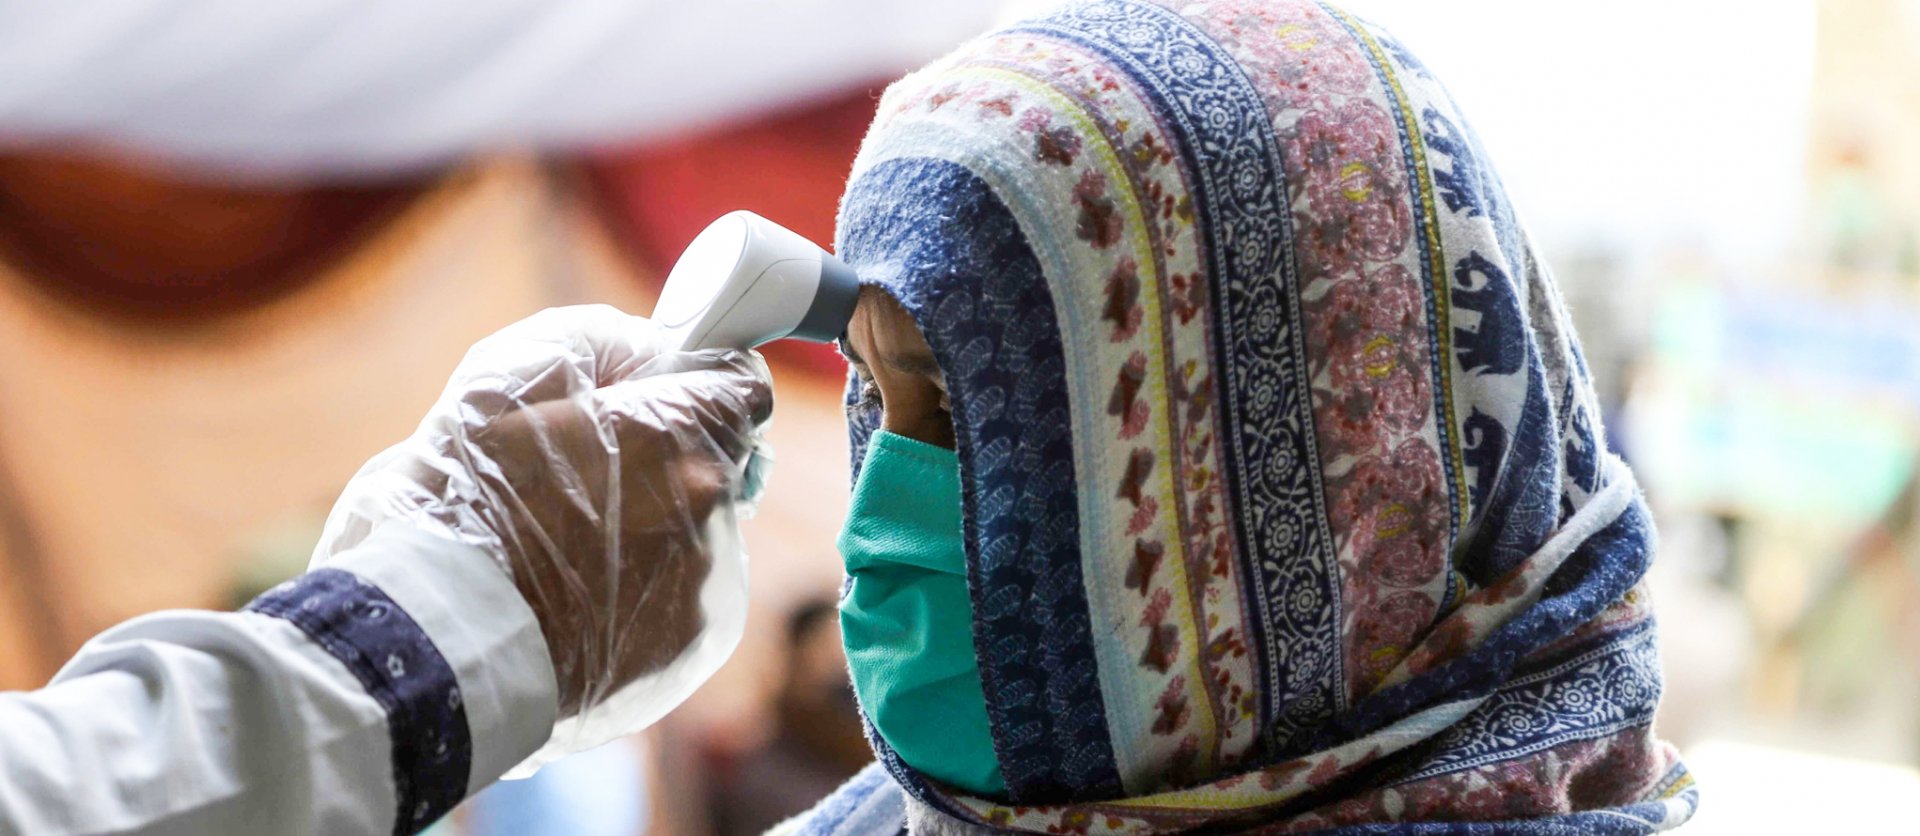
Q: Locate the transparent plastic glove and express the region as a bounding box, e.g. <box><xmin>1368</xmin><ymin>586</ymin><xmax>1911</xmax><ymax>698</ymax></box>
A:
<box><xmin>310</xmin><ymin>304</ymin><xmax>772</xmax><ymax>774</ymax></box>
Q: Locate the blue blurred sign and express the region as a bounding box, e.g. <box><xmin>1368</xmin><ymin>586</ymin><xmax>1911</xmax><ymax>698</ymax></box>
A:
<box><xmin>1633</xmin><ymin>285</ymin><xmax>1920</xmax><ymax>526</ymax></box>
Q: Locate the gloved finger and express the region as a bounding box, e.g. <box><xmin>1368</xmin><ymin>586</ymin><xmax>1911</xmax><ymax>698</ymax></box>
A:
<box><xmin>599</xmin><ymin>349</ymin><xmax>774</xmax><ymax>460</ymax></box>
<box><xmin>444</xmin><ymin>305</ymin><xmax>665</xmax><ymax>414</ymax></box>
<box><xmin>621</xmin><ymin>347</ymin><xmax>774</xmax><ymax>422</ymax></box>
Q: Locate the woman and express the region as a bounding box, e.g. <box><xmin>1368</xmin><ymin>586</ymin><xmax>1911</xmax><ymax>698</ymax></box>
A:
<box><xmin>796</xmin><ymin>0</ymin><xmax>1697</xmax><ymax>831</ymax></box>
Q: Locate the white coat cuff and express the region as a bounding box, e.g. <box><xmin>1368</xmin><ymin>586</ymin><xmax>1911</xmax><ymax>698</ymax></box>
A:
<box><xmin>328</xmin><ymin>527</ymin><xmax>559</xmax><ymax>796</ymax></box>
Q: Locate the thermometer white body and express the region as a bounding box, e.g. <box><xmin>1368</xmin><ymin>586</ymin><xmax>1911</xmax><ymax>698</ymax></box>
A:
<box><xmin>654</xmin><ymin>211</ymin><xmax>860</xmax><ymax>351</ymax></box>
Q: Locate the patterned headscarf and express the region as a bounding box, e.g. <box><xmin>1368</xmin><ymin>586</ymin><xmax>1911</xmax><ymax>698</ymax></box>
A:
<box><xmin>801</xmin><ymin>1</ymin><xmax>1697</xmax><ymax>832</ymax></box>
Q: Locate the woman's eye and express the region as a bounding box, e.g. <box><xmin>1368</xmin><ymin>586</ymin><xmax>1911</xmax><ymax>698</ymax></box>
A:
<box><xmin>849</xmin><ymin>380</ymin><xmax>883</xmax><ymax>415</ymax></box>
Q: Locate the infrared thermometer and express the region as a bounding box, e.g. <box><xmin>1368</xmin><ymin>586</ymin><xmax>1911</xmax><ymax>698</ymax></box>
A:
<box><xmin>655</xmin><ymin>211</ymin><xmax>860</xmax><ymax>351</ymax></box>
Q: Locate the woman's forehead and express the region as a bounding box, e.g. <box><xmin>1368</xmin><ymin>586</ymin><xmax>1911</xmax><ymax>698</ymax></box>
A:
<box><xmin>847</xmin><ymin>290</ymin><xmax>939</xmax><ymax>376</ymax></box>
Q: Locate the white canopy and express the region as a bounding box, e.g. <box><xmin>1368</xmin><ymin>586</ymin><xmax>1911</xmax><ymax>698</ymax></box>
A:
<box><xmin>0</xmin><ymin>0</ymin><xmax>1002</xmax><ymax>178</ymax></box>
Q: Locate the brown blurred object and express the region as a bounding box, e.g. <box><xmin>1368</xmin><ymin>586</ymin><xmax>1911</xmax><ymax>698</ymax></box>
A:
<box><xmin>0</xmin><ymin>153</ymin><xmax>654</xmax><ymax>688</ymax></box>
<box><xmin>0</xmin><ymin>153</ymin><xmax>432</xmax><ymax>318</ymax></box>
<box><xmin>703</xmin><ymin>599</ymin><xmax>868</xmax><ymax>836</ymax></box>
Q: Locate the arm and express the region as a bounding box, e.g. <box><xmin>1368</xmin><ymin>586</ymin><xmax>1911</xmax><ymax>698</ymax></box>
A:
<box><xmin>0</xmin><ymin>305</ymin><xmax>771</xmax><ymax>834</ymax></box>
<box><xmin>0</xmin><ymin>528</ymin><xmax>554</xmax><ymax>835</ymax></box>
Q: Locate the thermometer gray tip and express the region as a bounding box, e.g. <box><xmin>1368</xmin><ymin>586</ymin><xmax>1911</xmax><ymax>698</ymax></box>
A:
<box><xmin>791</xmin><ymin>255</ymin><xmax>859</xmax><ymax>343</ymax></box>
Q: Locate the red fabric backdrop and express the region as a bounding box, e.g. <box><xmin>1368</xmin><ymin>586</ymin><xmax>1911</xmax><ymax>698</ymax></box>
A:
<box><xmin>584</xmin><ymin>86</ymin><xmax>882</xmax><ymax>379</ymax></box>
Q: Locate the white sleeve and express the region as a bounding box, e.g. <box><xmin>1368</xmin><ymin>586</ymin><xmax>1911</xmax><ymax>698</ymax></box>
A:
<box><xmin>0</xmin><ymin>528</ymin><xmax>557</xmax><ymax>836</ymax></box>
<box><xmin>0</xmin><ymin>0</ymin><xmax>1000</xmax><ymax>177</ymax></box>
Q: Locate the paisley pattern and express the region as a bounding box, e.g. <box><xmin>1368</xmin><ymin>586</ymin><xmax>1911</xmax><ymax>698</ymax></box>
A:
<box><xmin>248</xmin><ymin>568</ymin><xmax>471</xmax><ymax>835</ymax></box>
<box><xmin>1008</xmin><ymin>0</ymin><xmax>1347</xmax><ymax>768</ymax></box>
<box><xmin>801</xmin><ymin>0</ymin><xmax>1695</xmax><ymax>832</ymax></box>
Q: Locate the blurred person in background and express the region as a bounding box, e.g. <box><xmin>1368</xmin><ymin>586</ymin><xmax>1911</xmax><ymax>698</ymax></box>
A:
<box><xmin>705</xmin><ymin>598</ymin><xmax>869</xmax><ymax>836</ymax></box>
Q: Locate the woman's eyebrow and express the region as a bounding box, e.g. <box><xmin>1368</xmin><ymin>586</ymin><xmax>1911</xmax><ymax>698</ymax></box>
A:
<box><xmin>883</xmin><ymin>351</ymin><xmax>942</xmax><ymax>376</ymax></box>
<box><xmin>837</xmin><ymin>338</ymin><xmax>938</xmax><ymax>376</ymax></box>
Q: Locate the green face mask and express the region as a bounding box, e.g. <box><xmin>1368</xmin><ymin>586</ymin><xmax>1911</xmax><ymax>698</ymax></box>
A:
<box><xmin>837</xmin><ymin>430</ymin><xmax>1005</xmax><ymax>796</ymax></box>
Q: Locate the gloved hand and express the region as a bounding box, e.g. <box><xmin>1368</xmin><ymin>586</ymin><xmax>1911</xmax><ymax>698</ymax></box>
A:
<box><xmin>311</xmin><ymin>304</ymin><xmax>772</xmax><ymax>769</ymax></box>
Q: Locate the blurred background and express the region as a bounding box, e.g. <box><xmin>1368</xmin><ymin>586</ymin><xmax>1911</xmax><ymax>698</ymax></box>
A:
<box><xmin>0</xmin><ymin>0</ymin><xmax>1912</xmax><ymax>832</ymax></box>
